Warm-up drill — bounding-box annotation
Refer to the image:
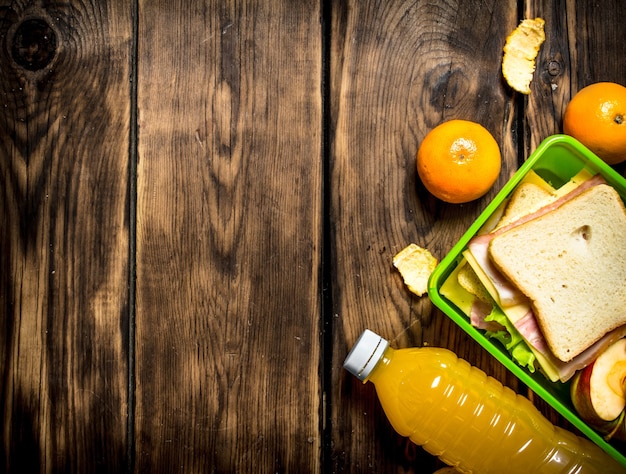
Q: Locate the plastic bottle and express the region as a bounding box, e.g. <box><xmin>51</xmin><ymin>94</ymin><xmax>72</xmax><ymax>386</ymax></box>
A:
<box><xmin>344</xmin><ymin>329</ymin><xmax>625</xmax><ymax>473</ymax></box>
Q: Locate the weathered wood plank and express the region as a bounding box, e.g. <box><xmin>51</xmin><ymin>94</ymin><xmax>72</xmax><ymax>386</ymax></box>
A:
<box><xmin>134</xmin><ymin>1</ymin><xmax>323</xmax><ymax>471</ymax></box>
<box><xmin>330</xmin><ymin>0</ymin><xmax>519</xmax><ymax>470</ymax></box>
<box><xmin>525</xmin><ymin>0</ymin><xmax>626</xmax><ymax>151</ymax></box>
<box><xmin>2</xmin><ymin>0</ymin><xmax>622</xmax><ymax>471</ymax></box>
<box><xmin>0</xmin><ymin>2</ymin><xmax>132</xmax><ymax>472</ymax></box>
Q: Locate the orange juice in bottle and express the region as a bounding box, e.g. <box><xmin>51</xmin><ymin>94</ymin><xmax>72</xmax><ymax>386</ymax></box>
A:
<box><xmin>344</xmin><ymin>329</ymin><xmax>624</xmax><ymax>473</ymax></box>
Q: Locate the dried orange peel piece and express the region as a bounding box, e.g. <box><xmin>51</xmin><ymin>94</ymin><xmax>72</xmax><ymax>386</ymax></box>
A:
<box><xmin>393</xmin><ymin>244</ymin><xmax>438</xmax><ymax>297</ymax></box>
<box><xmin>502</xmin><ymin>18</ymin><xmax>546</xmax><ymax>94</ymax></box>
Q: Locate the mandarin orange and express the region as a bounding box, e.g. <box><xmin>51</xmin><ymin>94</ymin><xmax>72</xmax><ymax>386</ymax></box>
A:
<box><xmin>563</xmin><ymin>82</ymin><xmax>626</xmax><ymax>165</ymax></box>
<box><xmin>417</xmin><ymin>120</ymin><xmax>501</xmax><ymax>204</ymax></box>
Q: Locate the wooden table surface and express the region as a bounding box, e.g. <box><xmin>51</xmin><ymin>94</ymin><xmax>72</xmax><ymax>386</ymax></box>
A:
<box><xmin>2</xmin><ymin>1</ymin><xmax>626</xmax><ymax>472</ymax></box>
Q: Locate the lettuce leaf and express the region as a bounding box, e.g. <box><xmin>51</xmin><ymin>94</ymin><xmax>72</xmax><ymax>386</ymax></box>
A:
<box><xmin>485</xmin><ymin>306</ymin><xmax>536</xmax><ymax>372</ymax></box>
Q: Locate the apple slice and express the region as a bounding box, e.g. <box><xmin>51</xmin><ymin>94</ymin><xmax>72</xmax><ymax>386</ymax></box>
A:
<box><xmin>571</xmin><ymin>338</ymin><xmax>626</xmax><ymax>441</ymax></box>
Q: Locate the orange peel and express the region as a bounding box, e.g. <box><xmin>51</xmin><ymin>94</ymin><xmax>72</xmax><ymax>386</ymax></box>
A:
<box><xmin>502</xmin><ymin>18</ymin><xmax>546</xmax><ymax>94</ymax></box>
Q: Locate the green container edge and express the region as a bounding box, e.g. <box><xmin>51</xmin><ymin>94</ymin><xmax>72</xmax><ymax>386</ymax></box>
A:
<box><xmin>427</xmin><ymin>134</ymin><xmax>626</xmax><ymax>467</ymax></box>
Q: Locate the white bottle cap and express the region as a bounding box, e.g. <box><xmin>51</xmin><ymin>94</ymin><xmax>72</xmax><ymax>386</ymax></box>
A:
<box><xmin>343</xmin><ymin>329</ymin><xmax>389</xmax><ymax>381</ymax></box>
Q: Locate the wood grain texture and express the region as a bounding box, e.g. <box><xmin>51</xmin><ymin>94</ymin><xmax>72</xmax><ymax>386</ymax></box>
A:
<box><xmin>330</xmin><ymin>1</ymin><xmax>520</xmax><ymax>471</ymax></box>
<box><xmin>2</xmin><ymin>0</ymin><xmax>626</xmax><ymax>472</ymax></box>
<box><xmin>0</xmin><ymin>1</ymin><xmax>131</xmax><ymax>472</ymax></box>
<box><xmin>135</xmin><ymin>1</ymin><xmax>322</xmax><ymax>471</ymax></box>
<box><xmin>525</xmin><ymin>0</ymin><xmax>626</xmax><ymax>152</ymax></box>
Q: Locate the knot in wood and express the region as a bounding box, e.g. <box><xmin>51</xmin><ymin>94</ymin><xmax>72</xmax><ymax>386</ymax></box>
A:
<box><xmin>11</xmin><ymin>18</ymin><xmax>57</xmax><ymax>72</ymax></box>
<box><xmin>547</xmin><ymin>60</ymin><xmax>562</xmax><ymax>77</ymax></box>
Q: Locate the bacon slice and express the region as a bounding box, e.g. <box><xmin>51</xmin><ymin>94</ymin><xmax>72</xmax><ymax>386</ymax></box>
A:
<box><xmin>468</xmin><ymin>235</ymin><xmax>525</xmax><ymax>306</ymax></box>
<box><xmin>470</xmin><ymin>300</ymin><xmax>626</xmax><ymax>382</ymax></box>
<box><xmin>469</xmin><ymin>300</ymin><xmax>505</xmax><ymax>332</ymax></box>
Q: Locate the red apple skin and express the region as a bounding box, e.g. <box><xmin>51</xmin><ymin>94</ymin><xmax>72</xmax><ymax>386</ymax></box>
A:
<box><xmin>605</xmin><ymin>412</ymin><xmax>626</xmax><ymax>442</ymax></box>
<box><xmin>571</xmin><ymin>363</ymin><xmax>626</xmax><ymax>441</ymax></box>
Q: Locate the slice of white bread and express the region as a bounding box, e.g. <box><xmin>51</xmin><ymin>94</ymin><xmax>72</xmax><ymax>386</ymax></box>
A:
<box><xmin>494</xmin><ymin>182</ymin><xmax>556</xmax><ymax>230</ymax></box>
<box><xmin>488</xmin><ymin>184</ymin><xmax>626</xmax><ymax>361</ymax></box>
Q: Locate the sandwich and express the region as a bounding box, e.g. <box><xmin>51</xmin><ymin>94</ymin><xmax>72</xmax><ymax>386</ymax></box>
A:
<box><xmin>441</xmin><ymin>170</ymin><xmax>626</xmax><ymax>382</ymax></box>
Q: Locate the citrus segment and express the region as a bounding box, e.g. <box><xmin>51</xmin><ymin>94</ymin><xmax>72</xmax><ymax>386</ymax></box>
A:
<box><xmin>502</xmin><ymin>18</ymin><xmax>546</xmax><ymax>94</ymax></box>
<box><xmin>417</xmin><ymin>120</ymin><xmax>501</xmax><ymax>204</ymax></box>
<box><xmin>563</xmin><ymin>82</ymin><xmax>626</xmax><ymax>165</ymax></box>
